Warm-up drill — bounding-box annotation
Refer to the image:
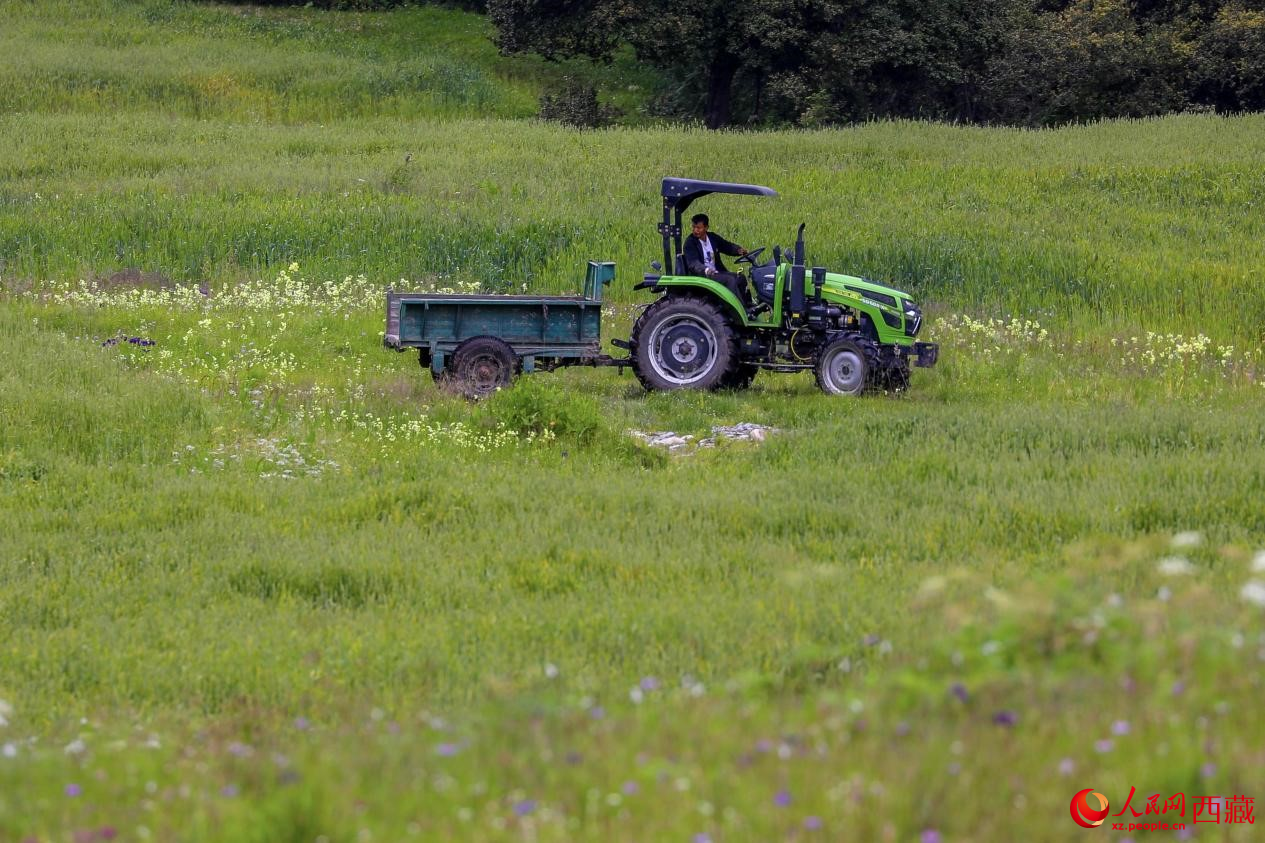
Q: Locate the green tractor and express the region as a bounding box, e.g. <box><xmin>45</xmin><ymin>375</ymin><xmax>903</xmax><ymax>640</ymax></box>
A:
<box><xmin>623</xmin><ymin>178</ymin><xmax>938</xmax><ymax>395</ymax></box>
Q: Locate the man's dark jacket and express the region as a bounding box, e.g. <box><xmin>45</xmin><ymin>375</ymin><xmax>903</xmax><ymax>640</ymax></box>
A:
<box><xmin>683</xmin><ymin>232</ymin><xmax>743</xmax><ymax>277</ymax></box>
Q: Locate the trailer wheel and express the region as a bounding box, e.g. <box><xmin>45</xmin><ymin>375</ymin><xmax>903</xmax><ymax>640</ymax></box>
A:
<box><xmin>630</xmin><ymin>296</ymin><xmax>737</xmax><ymax>392</ymax></box>
<box><xmin>815</xmin><ymin>335</ymin><xmax>877</xmax><ymax>396</ymax></box>
<box><xmin>442</xmin><ymin>336</ymin><xmax>518</xmax><ymax>399</ymax></box>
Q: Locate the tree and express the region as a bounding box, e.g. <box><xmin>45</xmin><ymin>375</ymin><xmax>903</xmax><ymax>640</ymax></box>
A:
<box><xmin>487</xmin><ymin>0</ymin><xmax>825</xmax><ymax>128</ymax></box>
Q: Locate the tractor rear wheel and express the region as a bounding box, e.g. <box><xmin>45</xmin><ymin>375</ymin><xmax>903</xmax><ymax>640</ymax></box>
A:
<box><xmin>815</xmin><ymin>334</ymin><xmax>878</xmax><ymax>396</ymax></box>
<box><xmin>630</xmin><ymin>296</ymin><xmax>738</xmax><ymax>392</ymax></box>
<box><xmin>441</xmin><ymin>336</ymin><xmax>518</xmax><ymax>399</ymax></box>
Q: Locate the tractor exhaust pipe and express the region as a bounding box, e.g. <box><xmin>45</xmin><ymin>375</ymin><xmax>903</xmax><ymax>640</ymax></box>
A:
<box><xmin>790</xmin><ymin>223</ymin><xmax>807</xmax><ymax>321</ymax></box>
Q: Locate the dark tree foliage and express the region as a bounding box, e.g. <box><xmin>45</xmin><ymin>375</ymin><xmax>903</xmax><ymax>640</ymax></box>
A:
<box><xmin>487</xmin><ymin>0</ymin><xmax>1265</xmax><ymax>127</ymax></box>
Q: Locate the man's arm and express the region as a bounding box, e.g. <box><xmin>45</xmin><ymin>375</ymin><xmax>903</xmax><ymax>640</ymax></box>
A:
<box><xmin>711</xmin><ymin>233</ymin><xmax>747</xmax><ymax>257</ymax></box>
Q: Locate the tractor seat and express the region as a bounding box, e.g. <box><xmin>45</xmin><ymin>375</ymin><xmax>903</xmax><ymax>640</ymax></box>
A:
<box><xmin>751</xmin><ymin>265</ymin><xmax>778</xmax><ymax>304</ymax></box>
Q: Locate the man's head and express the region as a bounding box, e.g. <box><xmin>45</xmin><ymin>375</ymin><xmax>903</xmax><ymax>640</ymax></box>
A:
<box><xmin>690</xmin><ymin>213</ymin><xmax>709</xmax><ymax>239</ymax></box>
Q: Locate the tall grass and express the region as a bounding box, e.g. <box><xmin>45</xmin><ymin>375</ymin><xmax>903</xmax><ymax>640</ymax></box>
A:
<box><xmin>3</xmin><ymin>109</ymin><xmax>1265</xmax><ymax>339</ymax></box>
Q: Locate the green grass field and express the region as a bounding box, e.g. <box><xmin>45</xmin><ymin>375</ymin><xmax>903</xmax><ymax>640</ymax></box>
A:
<box><xmin>2</xmin><ymin>2</ymin><xmax>1265</xmax><ymax>841</ymax></box>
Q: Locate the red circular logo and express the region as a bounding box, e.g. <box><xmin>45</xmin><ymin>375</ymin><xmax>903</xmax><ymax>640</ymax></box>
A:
<box><xmin>1071</xmin><ymin>788</ymin><xmax>1110</xmax><ymax>828</ymax></box>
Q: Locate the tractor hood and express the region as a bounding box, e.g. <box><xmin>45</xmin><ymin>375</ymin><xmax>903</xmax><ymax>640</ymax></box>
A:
<box><xmin>821</xmin><ymin>272</ymin><xmax>912</xmax><ymax>309</ymax></box>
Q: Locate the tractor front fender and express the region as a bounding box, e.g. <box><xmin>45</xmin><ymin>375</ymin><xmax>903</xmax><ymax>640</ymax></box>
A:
<box><xmin>645</xmin><ymin>275</ymin><xmax>748</xmax><ymax>324</ymax></box>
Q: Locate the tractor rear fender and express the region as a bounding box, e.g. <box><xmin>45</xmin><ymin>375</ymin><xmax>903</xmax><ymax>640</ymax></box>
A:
<box><xmin>644</xmin><ymin>275</ymin><xmax>749</xmax><ymax>324</ymax></box>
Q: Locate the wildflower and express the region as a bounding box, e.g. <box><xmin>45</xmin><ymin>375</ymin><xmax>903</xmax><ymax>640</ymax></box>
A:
<box><xmin>1201</xmin><ymin>762</ymin><xmax>1217</xmax><ymax>778</ymax></box>
<box><xmin>1095</xmin><ymin>739</ymin><xmax>1114</xmax><ymax>753</ymax></box>
<box><xmin>1172</xmin><ymin>680</ymin><xmax>1186</xmax><ymax>696</ymax></box>
<box><xmin>1058</xmin><ymin>757</ymin><xmax>1075</xmax><ymax>776</ymax></box>
<box><xmin>1157</xmin><ymin>556</ymin><xmax>1195</xmax><ymax>576</ymax></box>
<box><xmin>921</xmin><ymin>831</ymin><xmax>943</xmax><ymax>843</ymax></box>
<box><xmin>639</xmin><ymin>676</ymin><xmax>660</xmax><ymax>692</ymax></box>
<box><xmin>949</xmin><ymin>682</ymin><xmax>969</xmax><ymax>703</ymax></box>
<box><xmin>1171</xmin><ymin>531</ymin><xmax>1203</xmax><ymax>549</ymax></box>
<box><xmin>2</xmin><ymin>742</ymin><xmax>15</xmax><ymax>758</ymax></box>
<box><xmin>64</xmin><ymin>739</ymin><xmax>86</xmax><ymax>756</ymax></box>
<box><xmin>774</xmin><ymin>789</ymin><xmax>792</xmax><ymax>807</ymax></box>
<box><xmin>513</xmin><ymin>799</ymin><xmax>536</xmax><ymax>817</ymax></box>
<box><xmin>1241</xmin><ymin>581</ymin><xmax>1265</xmax><ymax>608</ymax></box>
<box><xmin>692</xmin><ymin>834</ymin><xmax>712</xmax><ymax>843</ymax></box>
<box><xmin>544</xmin><ymin>663</ymin><xmax>559</xmax><ymax>679</ymax></box>
<box><xmin>65</xmin><ymin>783</ymin><xmax>82</xmax><ymax>797</ymax></box>
<box><xmin>992</xmin><ymin>710</ymin><xmax>1018</xmax><ymax>727</ymax></box>
<box><xmin>0</xmin><ymin>699</ymin><xmax>10</xmax><ymax>728</ymax></box>
<box><xmin>294</xmin><ymin>717</ymin><xmax>311</xmax><ymax>731</ymax></box>
<box><xmin>1112</xmin><ymin>720</ymin><xmax>1130</xmax><ymax>736</ymax></box>
<box><xmin>1252</xmin><ymin>550</ymin><xmax>1265</xmax><ymax>573</ymax></box>
<box><xmin>221</xmin><ymin>784</ymin><xmax>239</xmax><ymax>798</ymax></box>
<box><xmin>803</xmin><ymin>816</ymin><xmax>823</xmax><ymax>830</ymax></box>
<box><xmin>622</xmin><ymin>780</ymin><xmax>639</xmax><ymax>795</ymax></box>
<box><xmin>435</xmin><ymin>742</ymin><xmax>461</xmax><ymax>757</ymax></box>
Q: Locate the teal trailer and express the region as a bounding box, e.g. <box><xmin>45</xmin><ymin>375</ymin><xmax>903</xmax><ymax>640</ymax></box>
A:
<box><xmin>384</xmin><ymin>261</ymin><xmax>626</xmax><ymax>397</ymax></box>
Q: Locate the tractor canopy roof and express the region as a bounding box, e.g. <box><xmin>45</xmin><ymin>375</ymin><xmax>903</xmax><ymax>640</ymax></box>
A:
<box><xmin>661</xmin><ymin>178</ymin><xmax>777</xmax><ymax>214</ymax></box>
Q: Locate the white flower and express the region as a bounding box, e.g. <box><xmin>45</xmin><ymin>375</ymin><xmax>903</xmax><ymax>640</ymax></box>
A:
<box><xmin>64</xmin><ymin>738</ymin><xmax>86</xmax><ymax>755</ymax></box>
<box><xmin>0</xmin><ymin>699</ymin><xmax>11</xmax><ymax>728</ymax></box>
<box><xmin>544</xmin><ymin>663</ymin><xmax>559</xmax><ymax>679</ymax></box>
<box><xmin>1241</xmin><ymin>580</ymin><xmax>1265</xmax><ymax>609</ymax></box>
<box><xmin>1</xmin><ymin>742</ymin><xmax>15</xmax><ymax>758</ymax></box>
<box><xmin>1157</xmin><ymin>556</ymin><xmax>1195</xmax><ymax>576</ymax></box>
<box><xmin>1252</xmin><ymin>550</ymin><xmax>1265</xmax><ymax>573</ymax></box>
<box><xmin>1171</xmin><ymin>531</ymin><xmax>1203</xmax><ymax>549</ymax></box>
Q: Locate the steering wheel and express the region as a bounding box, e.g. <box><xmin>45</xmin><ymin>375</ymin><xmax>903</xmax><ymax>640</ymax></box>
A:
<box><xmin>735</xmin><ymin>246</ymin><xmax>766</xmax><ymax>265</ymax></box>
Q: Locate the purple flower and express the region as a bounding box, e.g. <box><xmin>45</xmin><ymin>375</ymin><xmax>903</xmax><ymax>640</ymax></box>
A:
<box><xmin>100</xmin><ymin>830</ymin><xmax>118</xmax><ymax>841</ymax></box>
<box><xmin>774</xmin><ymin>789</ymin><xmax>792</xmax><ymax>807</ymax></box>
<box><xmin>803</xmin><ymin>816</ymin><xmax>823</xmax><ymax>831</ymax></box>
<box><xmin>693</xmin><ymin>834</ymin><xmax>713</xmax><ymax>843</ymax></box>
<box><xmin>1111</xmin><ymin>720</ymin><xmax>1130</xmax><ymax>736</ymax></box>
<box><xmin>946</xmin><ymin>762</ymin><xmax>962</xmax><ymax>776</ymax></box>
<box><xmin>992</xmin><ymin>710</ymin><xmax>1017</xmax><ymax>727</ymax></box>
<box><xmin>1171</xmin><ymin>680</ymin><xmax>1186</xmax><ymax>696</ymax></box>
<box><xmin>1095</xmin><ymin>739</ymin><xmax>1114</xmax><ymax>753</ymax></box>
<box><xmin>65</xmin><ymin>783</ymin><xmax>82</xmax><ymax>797</ymax></box>
<box><xmin>221</xmin><ymin>784</ymin><xmax>238</xmax><ymax>798</ymax></box>
<box><xmin>639</xmin><ymin>676</ymin><xmax>660</xmax><ymax>691</ymax></box>
<box><xmin>1201</xmin><ymin>762</ymin><xmax>1217</xmax><ymax>778</ymax></box>
<box><xmin>921</xmin><ymin>830</ymin><xmax>942</xmax><ymax>843</ymax></box>
<box><xmin>1058</xmin><ymin>757</ymin><xmax>1075</xmax><ymax>776</ymax></box>
<box><xmin>588</xmin><ymin>706</ymin><xmax>605</xmax><ymax>720</ymax></box>
<box><xmin>895</xmin><ymin>721</ymin><xmax>911</xmax><ymax>737</ymax></box>
<box><xmin>950</xmin><ymin>682</ymin><xmax>969</xmax><ymax>703</ymax></box>
<box><xmin>293</xmin><ymin>716</ymin><xmax>311</xmax><ymax>731</ymax></box>
<box><xmin>622</xmin><ymin>781</ymin><xmax>639</xmax><ymax>795</ymax></box>
<box><xmin>565</xmin><ymin>751</ymin><xmax>583</xmax><ymax>765</ymax></box>
<box><xmin>513</xmin><ymin>799</ymin><xmax>536</xmax><ymax>817</ymax></box>
<box><xmin>435</xmin><ymin>742</ymin><xmax>461</xmax><ymax>757</ymax></box>
<box><xmin>863</xmin><ymin>634</ymin><xmax>881</xmax><ymax>646</ymax></box>
<box><xmin>755</xmin><ymin>738</ymin><xmax>773</xmax><ymax>753</ymax></box>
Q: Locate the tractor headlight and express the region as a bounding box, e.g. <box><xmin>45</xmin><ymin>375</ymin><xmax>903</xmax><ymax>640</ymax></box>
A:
<box><xmin>902</xmin><ymin>299</ymin><xmax>922</xmax><ymax>338</ymax></box>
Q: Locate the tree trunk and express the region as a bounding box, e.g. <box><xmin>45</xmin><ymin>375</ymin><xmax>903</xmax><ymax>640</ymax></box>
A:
<box><xmin>704</xmin><ymin>52</ymin><xmax>739</xmax><ymax>129</ymax></box>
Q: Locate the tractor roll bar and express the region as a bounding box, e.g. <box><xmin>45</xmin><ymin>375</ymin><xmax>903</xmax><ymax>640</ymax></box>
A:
<box><xmin>659</xmin><ymin>178</ymin><xmax>778</xmax><ymax>271</ymax></box>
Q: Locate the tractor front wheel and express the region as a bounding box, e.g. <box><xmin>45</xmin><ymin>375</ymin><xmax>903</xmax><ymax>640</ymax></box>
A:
<box><xmin>815</xmin><ymin>335</ymin><xmax>877</xmax><ymax>396</ymax></box>
<box><xmin>630</xmin><ymin>296</ymin><xmax>737</xmax><ymax>392</ymax></box>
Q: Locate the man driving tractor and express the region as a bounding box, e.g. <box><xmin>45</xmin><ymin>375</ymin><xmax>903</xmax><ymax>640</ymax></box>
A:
<box><xmin>683</xmin><ymin>213</ymin><xmax>757</xmax><ymax>312</ymax></box>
